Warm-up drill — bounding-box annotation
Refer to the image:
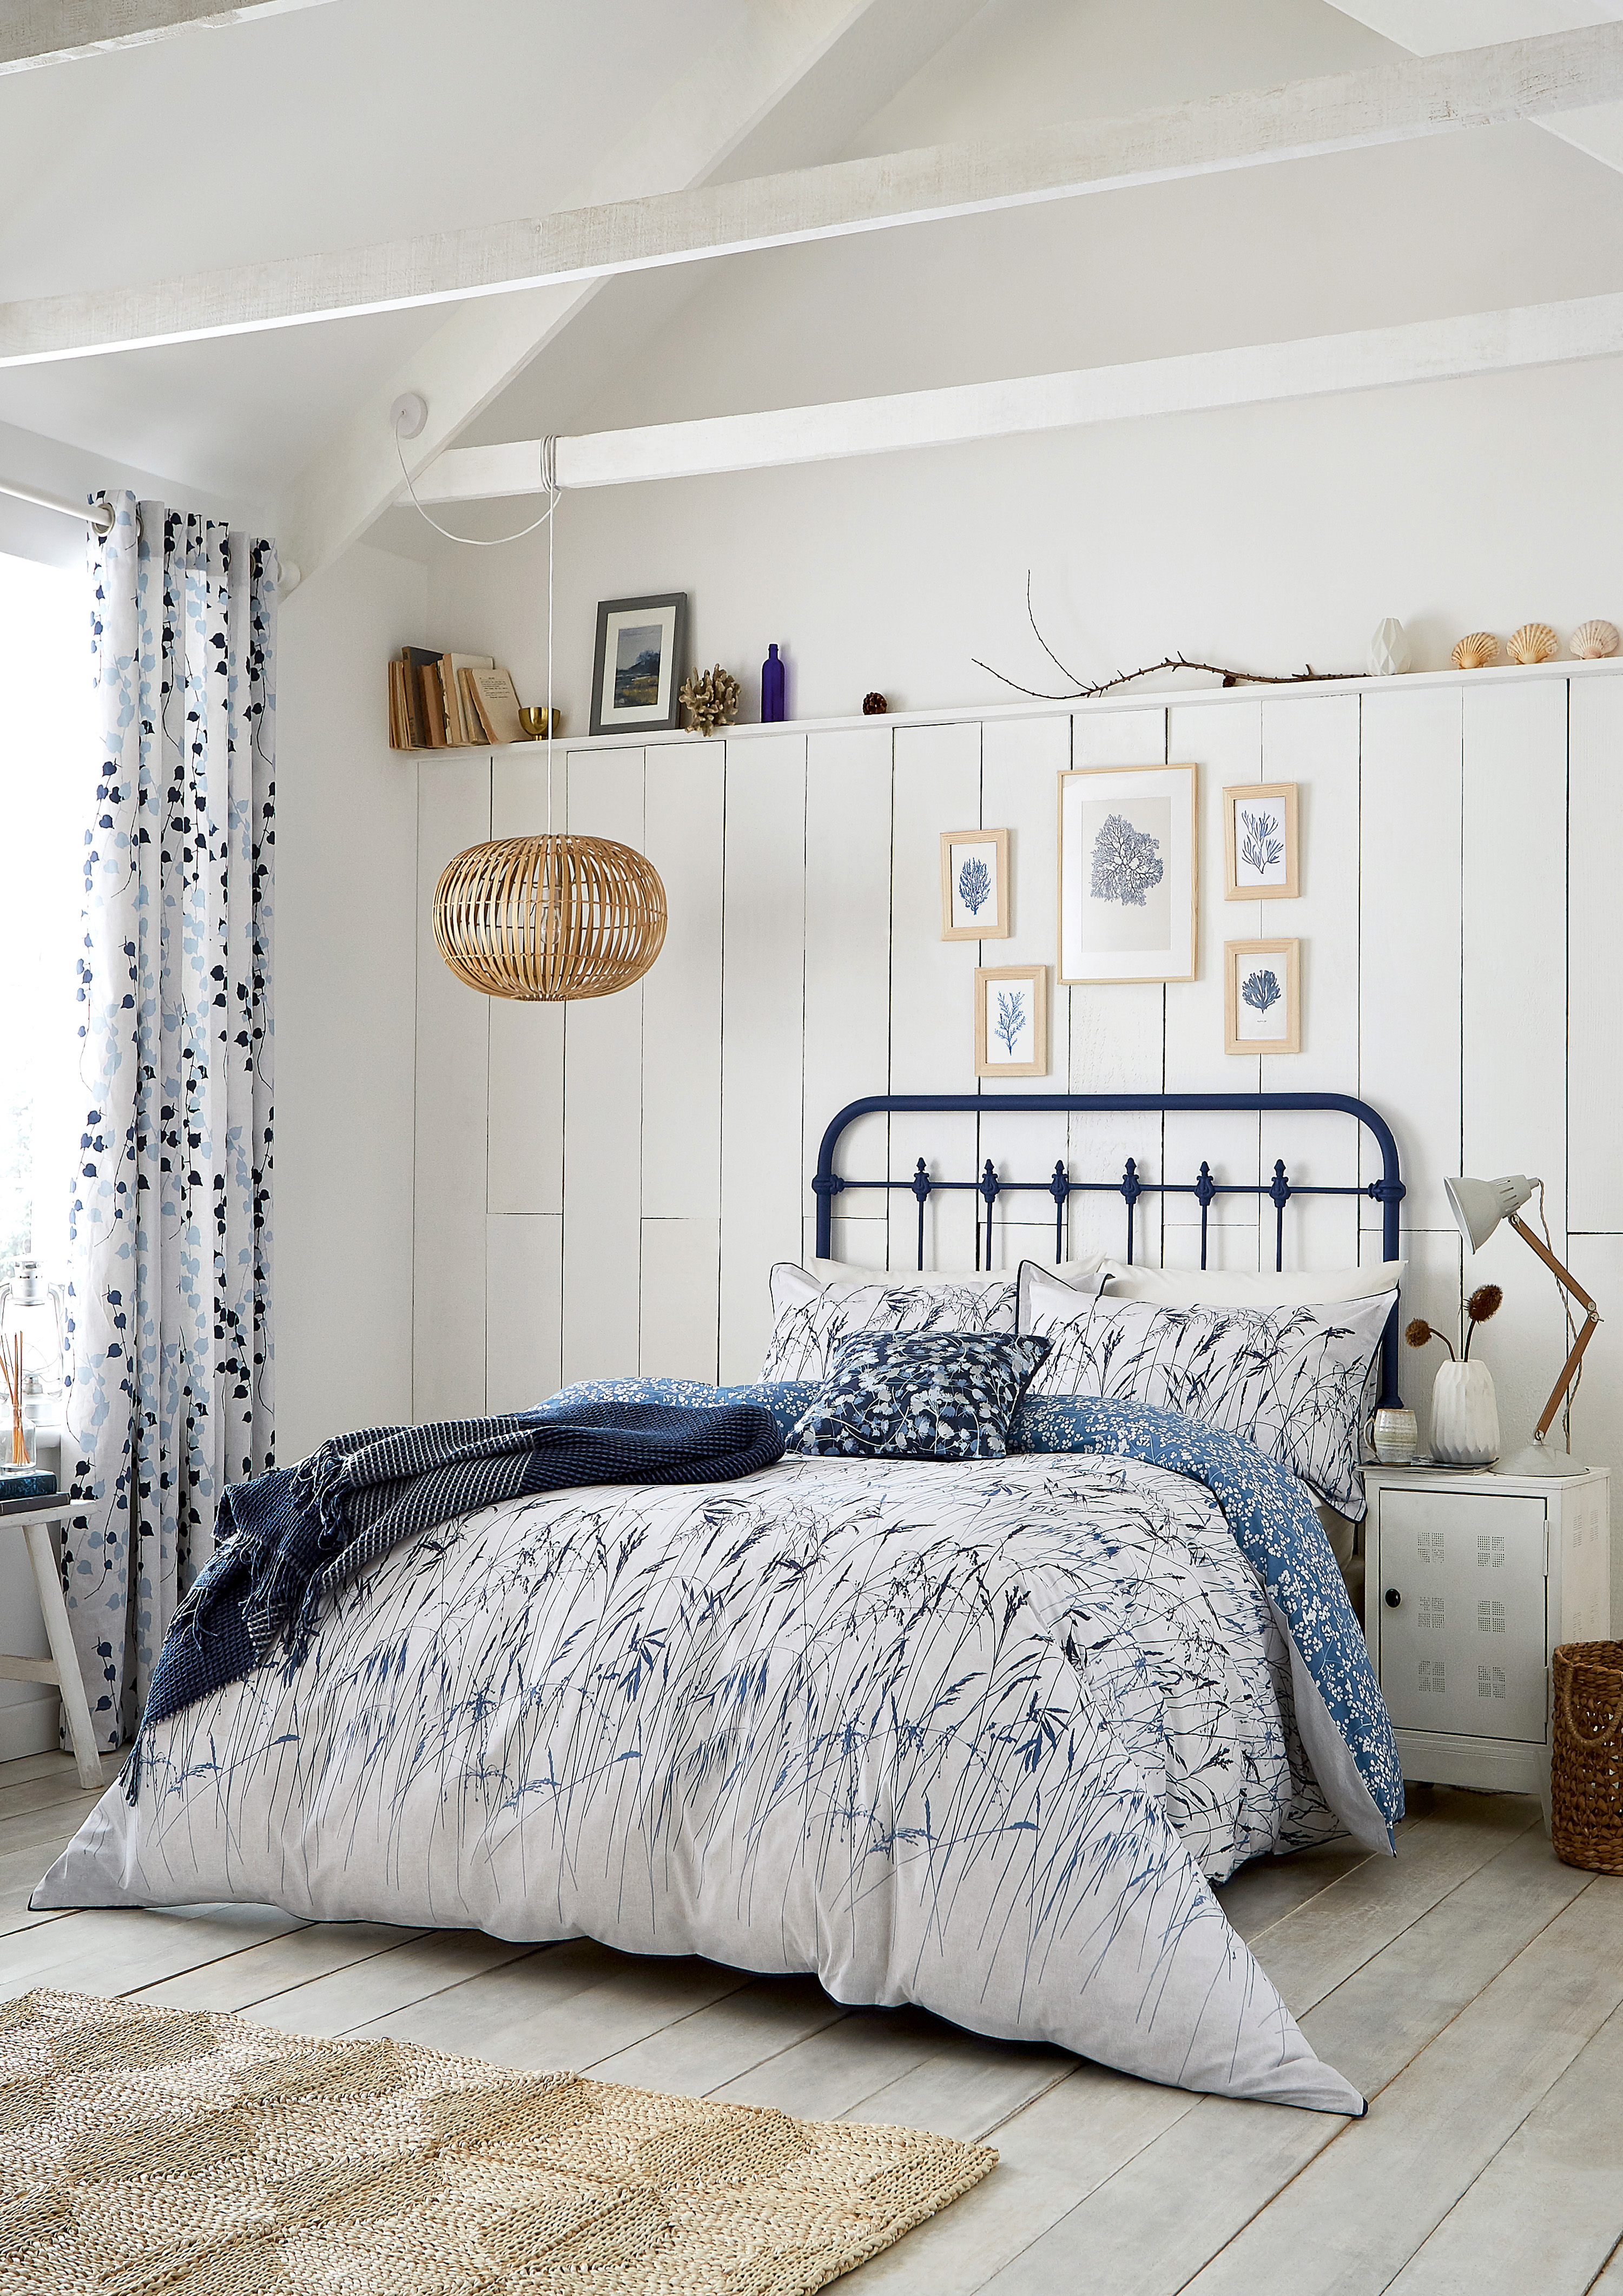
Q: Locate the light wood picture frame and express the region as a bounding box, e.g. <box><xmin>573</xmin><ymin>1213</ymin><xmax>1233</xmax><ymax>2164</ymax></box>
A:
<box><xmin>1223</xmin><ymin>782</ymin><xmax>1299</xmax><ymax>900</ymax></box>
<box><xmin>1058</xmin><ymin>763</ymin><xmax>1197</xmax><ymax>984</ymax></box>
<box><xmin>974</xmin><ymin>964</ymin><xmax>1048</xmax><ymax>1078</ymax></box>
<box><xmin>941</xmin><ymin>827</ymin><xmax>1011</xmax><ymax>939</ymax></box>
<box><xmin>1224</xmin><ymin>939</ymin><xmax>1302</xmax><ymax>1055</ymax></box>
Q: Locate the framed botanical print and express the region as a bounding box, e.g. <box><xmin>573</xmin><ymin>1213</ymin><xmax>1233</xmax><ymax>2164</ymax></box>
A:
<box><xmin>1225</xmin><ymin>939</ymin><xmax>1302</xmax><ymax>1054</ymax></box>
<box><xmin>940</xmin><ymin>828</ymin><xmax>1010</xmax><ymax>939</ymax></box>
<box><xmin>1223</xmin><ymin>783</ymin><xmax>1299</xmax><ymax>899</ymax></box>
<box><xmin>974</xmin><ymin>964</ymin><xmax>1047</xmax><ymax>1078</ymax></box>
<box><xmin>1058</xmin><ymin>763</ymin><xmax>1197</xmax><ymax>984</ymax></box>
<box><xmin>589</xmin><ymin>592</ymin><xmax>688</xmax><ymax>736</ymax></box>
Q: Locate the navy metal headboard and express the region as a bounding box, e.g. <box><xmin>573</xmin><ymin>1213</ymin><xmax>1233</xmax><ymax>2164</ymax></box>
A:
<box><xmin>812</xmin><ymin>1091</ymin><xmax>1406</xmax><ymax>1407</ymax></box>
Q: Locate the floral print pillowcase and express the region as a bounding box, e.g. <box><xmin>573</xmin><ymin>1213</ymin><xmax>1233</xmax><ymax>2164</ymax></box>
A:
<box><xmin>786</xmin><ymin>1331</ymin><xmax>1052</xmax><ymax>1460</ymax></box>
<box><xmin>1018</xmin><ymin>1263</ymin><xmax>1396</xmax><ymax>1519</ymax></box>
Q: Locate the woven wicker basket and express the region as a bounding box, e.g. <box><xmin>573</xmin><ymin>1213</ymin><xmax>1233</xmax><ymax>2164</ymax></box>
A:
<box><xmin>1551</xmin><ymin>1640</ymin><xmax>1623</xmax><ymax>1875</ymax></box>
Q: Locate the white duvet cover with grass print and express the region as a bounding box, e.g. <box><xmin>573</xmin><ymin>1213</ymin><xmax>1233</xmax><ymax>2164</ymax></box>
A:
<box><xmin>39</xmin><ymin>1387</ymin><xmax>1388</xmax><ymax>2114</ymax></box>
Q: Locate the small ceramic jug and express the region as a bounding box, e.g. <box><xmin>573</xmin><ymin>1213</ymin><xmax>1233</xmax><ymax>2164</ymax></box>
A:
<box><xmin>1366</xmin><ymin>1405</ymin><xmax>1419</xmax><ymax>1465</ymax></box>
<box><xmin>1430</xmin><ymin>1361</ymin><xmax>1500</xmax><ymax>1466</ymax></box>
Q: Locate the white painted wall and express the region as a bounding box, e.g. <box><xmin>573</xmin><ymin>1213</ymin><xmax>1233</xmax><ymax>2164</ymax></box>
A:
<box><xmin>276</xmin><ymin>541</ymin><xmax>425</xmax><ymax>1460</ymax></box>
<box><xmin>409</xmin><ymin>664</ymin><xmax>1623</xmax><ymax>1631</ymax></box>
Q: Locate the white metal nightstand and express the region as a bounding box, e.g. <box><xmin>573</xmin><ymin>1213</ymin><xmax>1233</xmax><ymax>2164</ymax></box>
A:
<box><xmin>1363</xmin><ymin>1465</ymin><xmax>1611</xmax><ymax>1822</ymax></box>
<box><xmin>1</xmin><ymin>1500</ymin><xmax>102</xmax><ymax>1788</ymax></box>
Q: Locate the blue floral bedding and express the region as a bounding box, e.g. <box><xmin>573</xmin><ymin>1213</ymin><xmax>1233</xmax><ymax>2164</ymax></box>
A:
<box><xmin>37</xmin><ymin>1381</ymin><xmax>1396</xmax><ymax>2115</ymax></box>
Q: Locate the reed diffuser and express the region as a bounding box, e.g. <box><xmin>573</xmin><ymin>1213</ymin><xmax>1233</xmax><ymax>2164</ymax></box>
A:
<box><xmin>1</xmin><ymin>1336</ymin><xmax>27</xmax><ymax>1467</ymax></box>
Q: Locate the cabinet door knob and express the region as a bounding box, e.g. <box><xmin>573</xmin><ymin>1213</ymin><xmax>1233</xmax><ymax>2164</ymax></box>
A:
<box><xmin>1384</xmin><ymin>1587</ymin><xmax>1402</xmax><ymax>1608</ymax></box>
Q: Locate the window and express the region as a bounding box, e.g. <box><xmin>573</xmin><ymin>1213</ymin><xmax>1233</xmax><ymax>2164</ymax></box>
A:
<box><xmin>0</xmin><ymin>550</ymin><xmax>88</xmax><ymax>1388</ymax></box>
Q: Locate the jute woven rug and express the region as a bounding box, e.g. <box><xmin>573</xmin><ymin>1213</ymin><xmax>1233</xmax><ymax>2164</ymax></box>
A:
<box><xmin>0</xmin><ymin>1989</ymin><xmax>996</xmax><ymax>2294</ymax></box>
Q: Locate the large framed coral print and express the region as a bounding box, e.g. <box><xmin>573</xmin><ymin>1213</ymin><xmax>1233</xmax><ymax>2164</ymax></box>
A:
<box><xmin>1058</xmin><ymin>762</ymin><xmax>1197</xmax><ymax>985</ymax></box>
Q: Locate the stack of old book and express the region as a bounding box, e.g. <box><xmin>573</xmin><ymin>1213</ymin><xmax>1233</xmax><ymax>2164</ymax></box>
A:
<box><xmin>388</xmin><ymin>649</ymin><xmax>527</xmax><ymax>750</ymax></box>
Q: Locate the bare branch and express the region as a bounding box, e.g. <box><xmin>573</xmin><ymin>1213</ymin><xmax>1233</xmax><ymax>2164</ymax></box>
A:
<box><xmin>974</xmin><ymin>582</ymin><xmax>1356</xmax><ymax>701</ymax></box>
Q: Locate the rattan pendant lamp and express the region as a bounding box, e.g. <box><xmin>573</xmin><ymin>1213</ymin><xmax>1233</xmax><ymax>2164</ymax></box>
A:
<box><xmin>434</xmin><ymin>833</ymin><xmax>666</xmax><ymax>999</ymax></box>
<box><xmin>426</xmin><ymin>433</ymin><xmax>667</xmax><ymax>1002</ymax></box>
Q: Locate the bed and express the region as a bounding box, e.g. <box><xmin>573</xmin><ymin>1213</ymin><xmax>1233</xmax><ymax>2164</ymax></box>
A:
<box><xmin>36</xmin><ymin>1091</ymin><xmax>1408</xmax><ymax>2117</ymax></box>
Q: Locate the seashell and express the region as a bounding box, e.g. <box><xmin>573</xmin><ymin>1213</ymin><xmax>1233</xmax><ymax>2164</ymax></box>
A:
<box><xmin>1571</xmin><ymin>619</ymin><xmax>1619</xmax><ymax>661</ymax></box>
<box><xmin>1451</xmin><ymin>632</ymin><xmax>1498</xmax><ymax>670</ymax></box>
<box><xmin>1508</xmin><ymin>621</ymin><xmax>1558</xmax><ymax>665</ymax></box>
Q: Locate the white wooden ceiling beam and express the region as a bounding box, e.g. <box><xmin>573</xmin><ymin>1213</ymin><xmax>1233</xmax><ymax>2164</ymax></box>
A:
<box><xmin>5</xmin><ymin>21</ymin><xmax>1623</xmax><ymax>367</ymax></box>
<box><xmin>275</xmin><ymin>0</ymin><xmax>895</xmax><ymax>585</ymax></box>
<box><xmin>1327</xmin><ymin>4</ymin><xmax>1623</xmax><ymax>171</ymax></box>
<box><xmin>410</xmin><ymin>292</ymin><xmax>1623</xmax><ymax>498</ymax></box>
<box><xmin>0</xmin><ymin>0</ymin><xmax>335</xmax><ymax>74</ymax></box>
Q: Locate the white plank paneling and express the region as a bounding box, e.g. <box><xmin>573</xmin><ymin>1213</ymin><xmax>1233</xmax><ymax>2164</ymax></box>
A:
<box><xmin>1360</xmin><ymin>682</ymin><xmax>1463</xmax><ymax>1241</ymax></box>
<box><xmin>485</xmin><ymin>1214</ymin><xmax>562</xmax><ymax>1410</ymax></box>
<box><xmin>426</xmin><ymin>670</ymin><xmax>1623</xmax><ymax>1455</ymax></box>
<box><xmin>1568</xmin><ymin>676</ymin><xmax>1623</xmax><ymax>1233</ymax></box>
<box><xmin>561</xmin><ymin>749</ymin><xmax>645</xmax><ymax>1384</ymax></box>
<box><xmin>413</xmin><ymin>756</ymin><xmax>492</xmax><ymax>1420</ymax></box>
<box><xmin>1462</xmin><ymin>678</ymin><xmax>1571</xmax><ymax>1459</ymax></box>
<box><xmin>487</xmin><ymin>747</ymin><xmax>566</xmax><ymax>1218</ymax></box>
<box><xmin>979</xmin><ymin>715</ymin><xmax>1070</xmax><ymax>1271</ymax></box>
<box><xmin>641</xmin><ymin>744</ymin><xmax>725</xmax><ymax>1364</ymax></box>
<box><xmin>1259</xmin><ymin>692</ymin><xmax>1363</xmax><ymax>1274</ymax></box>
<box><xmin>1165</xmin><ymin>700</ymin><xmax>1263</xmax><ymax>1271</ymax></box>
<box><xmin>888</xmin><ymin>723</ymin><xmax>982</xmax><ymax>1272</ymax></box>
<box><xmin>1561</xmin><ymin>1237</ymin><xmax>1623</xmax><ymax>1627</ymax></box>
<box><xmin>639</xmin><ymin>1218</ymin><xmax>722</xmax><ymax>1381</ymax></box>
<box><xmin>1066</xmin><ymin>707</ymin><xmax>1167</xmax><ymax>1266</ymax></box>
<box><xmin>642</xmin><ymin>745</ymin><xmax>724</xmax><ymax>1221</ymax></box>
<box><xmin>802</xmin><ymin>725</ymin><xmax>892</xmax><ymax>1258</ymax></box>
<box><xmin>718</xmin><ymin>733</ymin><xmax>807</xmax><ymax>1381</ymax></box>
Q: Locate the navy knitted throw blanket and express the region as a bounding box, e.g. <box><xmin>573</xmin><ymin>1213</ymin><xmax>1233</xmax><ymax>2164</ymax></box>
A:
<box><xmin>125</xmin><ymin>1398</ymin><xmax>784</xmax><ymax>1801</ymax></box>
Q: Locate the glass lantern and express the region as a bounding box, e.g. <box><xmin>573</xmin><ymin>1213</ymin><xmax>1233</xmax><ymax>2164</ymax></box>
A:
<box><xmin>0</xmin><ymin>1258</ymin><xmax>66</xmax><ymax>1426</ymax></box>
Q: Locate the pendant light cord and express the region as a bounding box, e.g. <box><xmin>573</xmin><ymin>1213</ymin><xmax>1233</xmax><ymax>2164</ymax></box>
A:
<box><xmin>395</xmin><ymin>422</ymin><xmax>562</xmax><ymax>548</ymax></box>
<box><xmin>392</xmin><ymin>415</ymin><xmax>563</xmax><ymax>825</ymax></box>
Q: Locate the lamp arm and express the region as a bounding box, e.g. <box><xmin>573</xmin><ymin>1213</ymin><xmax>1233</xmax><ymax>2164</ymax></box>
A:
<box><xmin>1506</xmin><ymin>1213</ymin><xmax>1599</xmax><ymax>1315</ymax></box>
<box><xmin>1506</xmin><ymin>1213</ymin><xmax>1601</xmax><ymax>1441</ymax></box>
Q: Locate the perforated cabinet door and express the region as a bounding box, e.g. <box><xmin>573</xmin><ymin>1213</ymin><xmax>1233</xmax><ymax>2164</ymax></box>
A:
<box><xmin>1376</xmin><ymin>1490</ymin><xmax>1548</xmax><ymax>1741</ymax></box>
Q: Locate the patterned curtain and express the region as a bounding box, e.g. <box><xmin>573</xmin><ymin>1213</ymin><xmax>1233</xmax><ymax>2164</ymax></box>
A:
<box><xmin>62</xmin><ymin>492</ymin><xmax>276</xmax><ymax>1750</ymax></box>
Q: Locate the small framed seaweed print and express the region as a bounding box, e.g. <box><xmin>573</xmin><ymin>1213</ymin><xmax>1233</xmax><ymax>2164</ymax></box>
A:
<box><xmin>1058</xmin><ymin>763</ymin><xmax>1197</xmax><ymax>985</ymax></box>
<box><xmin>1223</xmin><ymin>782</ymin><xmax>1298</xmax><ymax>900</ymax></box>
<box><xmin>1224</xmin><ymin>939</ymin><xmax>1302</xmax><ymax>1055</ymax></box>
<box><xmin>975</xmin><ymin>964</ymin><xmax>1048</xmax><ymax>1078</ymax></box>
<box><xmin>941</xmin><ymin>828</ymin><xmax>1011</xmax><ymax>940</ymax></box>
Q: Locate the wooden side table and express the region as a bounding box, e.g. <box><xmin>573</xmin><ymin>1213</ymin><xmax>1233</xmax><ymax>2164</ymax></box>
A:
<box><xmin>0</xmin><ymin>1502</ymin><xmax>103</xmax><ymax>1789</ymax></box>
<box><xmin>1363</xmin><ymin>1464</ymin><xmax>1612</xmax><ymax>1823</ymax></box>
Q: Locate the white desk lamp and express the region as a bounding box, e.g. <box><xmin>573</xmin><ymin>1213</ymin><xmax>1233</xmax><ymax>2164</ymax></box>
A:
<box><xmin>1443</xmin><ymin>1175</ymin><xmax>1599</xmax><ymax>1477</ymax></box>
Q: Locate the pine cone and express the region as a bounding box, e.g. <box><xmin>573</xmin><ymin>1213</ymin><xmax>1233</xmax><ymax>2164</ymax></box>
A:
<box><xmin>862</xmin><ymin>691</ymin><xmax>888</xmax><ymax>715</ymax></box>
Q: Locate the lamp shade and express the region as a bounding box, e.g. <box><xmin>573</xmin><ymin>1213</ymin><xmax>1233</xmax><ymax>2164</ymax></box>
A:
<box><xmin>434</xmin><ymin>834</ymin><xmax>667</xmax><ymax>1001</ymax></box>
<box><xmin>1444</xmin><ymin>1173</ymin><xmax>1538</xmax><ymax>1254</ymax></box>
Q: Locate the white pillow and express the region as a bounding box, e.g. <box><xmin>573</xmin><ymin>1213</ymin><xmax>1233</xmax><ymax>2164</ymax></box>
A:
<box><xmin>1098</xmin><ymin>1257</ymin><xmax>1404</xmax><ymax>1308</ymax></box>
<box><xmin>1018</xmin><ymin>1262</ymin><xmax>1396</xmax><ymax>1519</ymax></box>
<box><xmin>763</xmin><ymin>1261</ymin><xmax>1105</xmax><ymax>1383</ymax></box>
<box><xmin>812</xmin><ymin>1255</ymin><xmax>1106</xmax><ymax>1292</ymax></box>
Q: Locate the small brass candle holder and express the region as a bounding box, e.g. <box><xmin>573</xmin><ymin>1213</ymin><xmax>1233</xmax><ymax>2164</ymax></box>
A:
<box><xmin>517</xmin><ymin>706</ymin><xmax>552</xmax><ymax>741</ymax></box>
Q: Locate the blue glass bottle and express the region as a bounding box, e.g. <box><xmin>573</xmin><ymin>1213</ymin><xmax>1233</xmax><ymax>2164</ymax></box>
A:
<box><xmin>761</xmin><ymin>642</ymin><xmax>786</xmax><ymax>723</ymax></box>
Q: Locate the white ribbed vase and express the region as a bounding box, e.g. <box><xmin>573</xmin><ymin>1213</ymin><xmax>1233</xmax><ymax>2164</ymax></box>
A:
<box><xmin>1430</xmin><ymin>1361</ymin><xmax>1500</xmax><ymax>1466</ymax></box>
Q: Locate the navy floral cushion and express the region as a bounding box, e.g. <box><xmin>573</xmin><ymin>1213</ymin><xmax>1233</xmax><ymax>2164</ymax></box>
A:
<box><xmin>786</xmin><ymin>1331</ymin><xmax>1052</xmax><ymax>1460</ymax></box>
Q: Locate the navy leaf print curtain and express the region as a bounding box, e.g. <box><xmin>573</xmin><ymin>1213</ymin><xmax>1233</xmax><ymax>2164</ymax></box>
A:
<box><xmin>61</xmin><ymin>492</ymin><xmax>277</xmax><ymax>1749</ymax></box>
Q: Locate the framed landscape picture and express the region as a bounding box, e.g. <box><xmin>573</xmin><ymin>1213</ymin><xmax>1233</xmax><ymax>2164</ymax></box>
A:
<box><xmin>590</xmin><ymin>592</ymin><xmax>688</xmax><ymax>736</ymax></box>
<box><xmin>1058</xmin><ymin>763</ymin><xmax>1197</xmax><ymax>984</ymax></box>
<box><xmin>1223</xmin><ymin>782</ymin><xmax>1299</xmax><ymax>900</ymax></box>
<box><xmin>974</xmin><ymin>964</ymin><xmax>1047</xmax><ymax>1078</ymax></box>
<box><xmin>940</xmin><ymin>827</ymin><xmax>1010</xmax><ymax>939</ymax></box>
<box><xmin>1224</xmin><ymin>939</ymin><xmax>1302</xmax><ymax>1055</ymax></box>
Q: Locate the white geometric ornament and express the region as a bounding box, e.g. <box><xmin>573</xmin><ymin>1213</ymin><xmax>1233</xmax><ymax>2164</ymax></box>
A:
<box><xmin>1368</xmin><ymin>617</ymin><xmax>1411</xmax><ymax>677</ymax></box>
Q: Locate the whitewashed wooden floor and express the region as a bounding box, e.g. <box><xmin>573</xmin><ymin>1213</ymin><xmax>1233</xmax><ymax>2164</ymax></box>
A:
<box><xmin>2</xmin><ymin>1753</ymin><xmax>1620</xmax><ymax>2294</ymax></box>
